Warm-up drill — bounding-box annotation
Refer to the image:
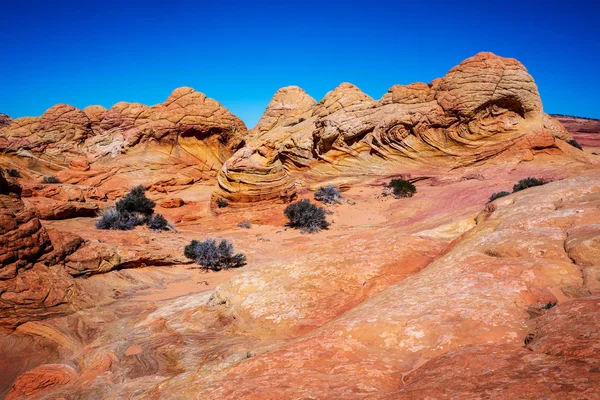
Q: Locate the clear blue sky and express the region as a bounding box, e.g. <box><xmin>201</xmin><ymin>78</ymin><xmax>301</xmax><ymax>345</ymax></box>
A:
<box><xmin>1</xmin><ymin>0</ymin><xmax>599</xmax><ymax>128</ymax></box>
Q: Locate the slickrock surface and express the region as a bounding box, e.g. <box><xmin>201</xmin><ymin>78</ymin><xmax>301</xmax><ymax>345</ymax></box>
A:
<box><xmin>3</xmin><ymin>169</ymin><xmax>600</xmax><ymax>399</ymax></box>
<box><xmin>2</xmin><ymin>52</ymin><xmax>600</xmax><ymax>399</ymax></box>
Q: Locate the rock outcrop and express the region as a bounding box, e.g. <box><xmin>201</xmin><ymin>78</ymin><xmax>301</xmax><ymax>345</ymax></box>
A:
<box><xmin>0</xmin><ymin>113</ymin><xmax>12</xmax><ymax>127</ymax></box>
<box><xmin>0</xmin><ymin>88</ymin><xmax>247</xmax><ymax>199</ymax></box>
<box><xmin>251</xmin><ymin>86</ymin><xmax>316</xmax><ymax>134</ymax></box>
<box><xmin>214</xmin><ymin>52</ymin><xmax>578</xmax><ymax>205</ymax></box>
<box><xmin>0</xmin><ymin>169</ymin><xmax>88</xmax><ymax>330</ymax></box>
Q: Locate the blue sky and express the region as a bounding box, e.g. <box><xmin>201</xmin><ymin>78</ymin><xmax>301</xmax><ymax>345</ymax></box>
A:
<box><xmin>1</xmin><ymin>0</ymin><xmax>599</xmax><ymax>128</ymax></box>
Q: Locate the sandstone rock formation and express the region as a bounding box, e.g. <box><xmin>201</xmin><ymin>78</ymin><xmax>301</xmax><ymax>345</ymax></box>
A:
<box><xmin>0</xmin><ymin>113</ymin><xmax>12</xmax><ymax>127</ymax></box>
<box><xmin>214</xmin><ymin>52</ymin><xmax>579</xmax><ymax>206</ymax></box>
<box><xmin>0</xmin><ymin>88</ymin><xmax>247</xmax><ymax>202</ymax></box>
<box><xmin>251</xmin><ymin>86</ymin><xmax>316</xmax><ymax>134</ymax></box>
<box><xmin>0</xmin><ymin>169</ymin><xmax>88</xmax><ymax>330</ymax></box>
<box><xmin>0</xmin><ymin>88</ymin><xmax>245</xmax><ymax>165</ymax></box>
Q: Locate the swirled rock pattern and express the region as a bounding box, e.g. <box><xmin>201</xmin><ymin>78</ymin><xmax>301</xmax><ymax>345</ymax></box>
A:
<box><xmin>215</xmin><ymin>52</ymin><xmax>579</xmax><ymax>205</ymax></box>
<box><xmin>7</xmin><ymin>172</ymin><xmax>600</xmax><ymax>399</ymax></box>
<box><xmin>0</xmin><ymin>88</ymin><xmax>247</xmax><ymax>202</ymax></box>
<box><xmin>0</xmin><ymin>169</ymin><xmax>89</xmax><ymax>330</ymax></box>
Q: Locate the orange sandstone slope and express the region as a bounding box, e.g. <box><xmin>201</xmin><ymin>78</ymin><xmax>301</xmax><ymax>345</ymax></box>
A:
<box><xmin>4</xmin><ymin>173</ymin><xmax>600</xmax><ymax>399</ymax></box>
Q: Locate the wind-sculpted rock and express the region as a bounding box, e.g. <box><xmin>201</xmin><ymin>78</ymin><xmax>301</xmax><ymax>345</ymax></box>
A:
<box><xmin>252</xmin><ymin>86</ymin><xmax>316</xmax><ymax>134</ymax></box>
<box><xmin>215</xmin><ymin>52</ymin><xmax>578</xmax><ymax>205</ymax></box>
<box><xmin>213</xmin><ymin>145</ymin><xmax>296</xmax><ymax>206</ymax></box>
<box><xmin>312</xmin><ymin>82</ymin><xmax>373</xmax><ymax>118</ymax></box>
<box><xmin>0</xmin><ymin>169</ymin><xmax>88</xmax><ymax>330</ymax></box>
<box><xmin>0</xmin><ymin>87</ymin><xmax>247</xmax><ymax>194</ymax></box>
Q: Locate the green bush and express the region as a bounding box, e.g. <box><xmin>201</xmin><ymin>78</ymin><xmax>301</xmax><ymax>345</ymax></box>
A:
<box><xmin>184</xmin><ymin>239</ymin><xmax>246</xmax><ymax>271</ymax></box>
<box><xmin>387</xmin><ymin>179</ymin><xmax>416</xmax><ymax>198</ymax></box>
<box><xmin>42</xmin><ymin>175</ymin><xmax>60</xmax><ymax>184</ymax></box>
<box><xmin>238</xmin><ymin>221</ymin><xmax>252</xmax><ymax>229</ymax></box>
<box><xmin>513</xmin><ymin>177</ymin><xmax>547</xmax><ymax>192</ymax></box>
<box><xmin>116</xmin><ymin>185</ymin><xmax>155</xmax><ymax>215</ymax></box>
<box><xmin>284</xmin><ymin>199</ymin><xmax>329</xmax><ymax>233</ymax></box>
<box><xmin>489</xmin><ymin>191</ymin><xmax>510</xmax><ymax>202</ymax></box>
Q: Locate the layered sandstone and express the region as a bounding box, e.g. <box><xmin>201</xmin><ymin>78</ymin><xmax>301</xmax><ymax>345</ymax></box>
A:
<box><xmin>552</xmin><ymin>114</ymin><xmax>600</xmax><ymax>149</ymax></box>
<box><xmin>0</xmin><ymin>88</ymin><xmax>247</xmax><ymax>203</ymax></box>
<box><xmin>214</xmin><ymin>52</ymin><xmax>580</xmax><ymax>205</ymax></box>
<box><xmin>0</xmin><ymin>169</ymin><xmax>89</xmax><ymax>330</ymax></box>
<box><xmin>251</xmin><ymin>86</ymin><xmax>316</xmax><ymax>134</ymax></box>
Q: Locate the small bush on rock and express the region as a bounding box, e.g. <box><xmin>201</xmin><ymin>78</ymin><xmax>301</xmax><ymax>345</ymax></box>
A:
<box><xmin>217</xmin><ymin>197</ymin><xmax>229</xmax><ymax>208</ymax></box>
<box><xmin>284</xmin><ymin>199</ymin><xmax>329</xmax><ymax>233</ymax></box>
<box><xmin>95</xmin><ymin>207</ymin><xmax>137</xmax><ymax>230</ymax></box>
<box><xmin>238</xmin><ymin>221</ymin><xmax>252</xmax><ymax>229</ymax></box>
<box><xmin>385</xmin><ymin>179</ymin><xmax>416</xmax><ymax>198</ymax></box>
<box><xmin>147</xmin><ymin>214</ymin><xmax>169</xmax><ymax>232</ymax></box>
<box><xmin>314</xmin><ymin>185</ymin><xmax>342</xmax><ymax>204</ymax></box>
<box><xmin>184</xmin><ymin>239</ymin><xmax>246</xmax><ymax>271</ymax></box>
<box><xmin>116</xmin><ymin>185</ymin><xmax>155</xmax><ymax>215</ymax></box>
<box><xmin>489</xmin><ymin>191</ymin><xmax>510</xmax><ymax>202</ymax></box>
<box><xmin>567</xmin><ymin>139</ymin><xmax>583</xmax><ymax>150</ymax></box>
<box><xmin>513</xmin><ymin>177</ymin><xmax>547</xmax><ymax>192</ymax></box>
<box><xmin>42</xmin><ymin>175</ymin><xmax>60</xmax><ymax>184</ymax></box>
<box><xmin>6</xmin><ymin>169</ymin><xmax>21</xmax><ymax>178</ymax></box>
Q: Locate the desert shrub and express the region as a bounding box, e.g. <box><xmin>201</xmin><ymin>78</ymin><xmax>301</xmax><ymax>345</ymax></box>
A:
<box><xmin>116</xmin><ymin>185</ymin><xmax>155</xmax><ymax>215</ymax></box>
<box><xmin>42</xmin><ymin>175</ymin><xmax>60</xmax><ymax>184</ymax></box>
<box><xmin>386</xmin><ymin>179</ymin><xmax>416</xmax><ymax>198</ymax></box>
<box><xmin>489</xmin><ymin>191</ymin><xmax>510</xmax><ymax>202</ymax></box>
<box><xmin>6</xmin><ymin>169</ymin><xmax>21</xmax><ymax>178</ymax></box>
<box><xmin>184</xmin><ymin>239</ymin><xmax>246</xmax><ymax>271</ymax></box>
<box><xmin>314</xmin><ymin>185</ymin><xmax>342</xmax><ymax>204</ymax></box>
<box><xmin>567</xmin><ymin>139</ymin><xmax>583</xmax><ymax>150</ymax></box>
<box><xmin>238</xmin><ymin>221</ymin><xmax>252</xmax><ymax>229</ymax></box>
<box><xmin>217</xmin><ymin>197</ymin><xmax>229</xmax><ymax>208</ymax></box>
<box><xmin>513</xmin><ymin>177</ymin><xmax>547</xmax><ymax>192</ymax></box>
<box><xmin>147</xmin><ymin>214</ymin><xmax>169</xmax><ymax>232</ymax></box>
<box><xmin>284</xmin><ymin>199</ymin><xmax>329</xmax><ymax>233</ymax></box>
<box><xmin>95</xmin><ymin>207</ymin><xmax>137</xmax><ymax>230</ymax></box>
<box><xmin>289</xmin><ymin>117</ymin><xmax>306</xmax><ymax>127</ymax></box>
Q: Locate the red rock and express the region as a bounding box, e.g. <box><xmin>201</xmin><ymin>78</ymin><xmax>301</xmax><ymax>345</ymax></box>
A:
<box><xmin>6</xmin><ymin>364</ymin><xmax>79</xmax><ymax>399</ymax></box>
<box><xmin>68</xmin><ymin>157</ymin><xmax>90</xmax><ymax>171</ymax></box>
<box><xmin>159</xmin><ymin>198</ymin><xmax>185</xmax><ymax>208</ymax></box>
<box><xmin>395</xmin><ymin>344</ymin><xmax>600</xmax><ymax>399</ymax></box>
<box><xmin>24</xmin><ymin>197</ymin><xmax>98</xmax><ymax>220</ymax></box>
<box><xmin>552</xmin><ymin>114</ymin><xmax>600</xmax><ymax>149</ymax></box>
